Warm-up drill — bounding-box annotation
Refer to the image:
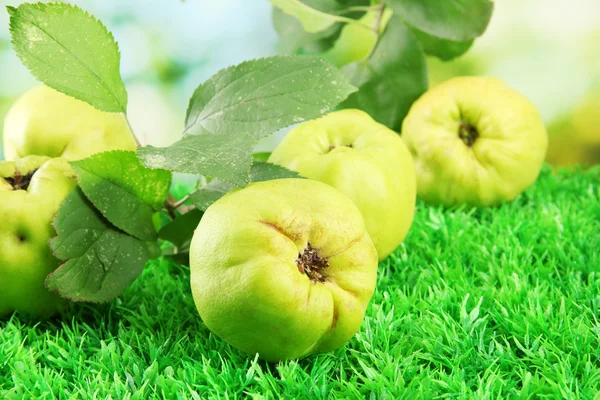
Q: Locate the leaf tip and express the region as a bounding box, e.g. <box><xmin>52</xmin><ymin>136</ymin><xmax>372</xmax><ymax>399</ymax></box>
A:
<box><xmin>44</xmin><ymin>267</ymin><xmax>58</xmax><ymax>292</ymax></box>
<box><xmin>47</xmin><ymin>235</ymin><xmax>59</xmax><ymax>256</ymax></box>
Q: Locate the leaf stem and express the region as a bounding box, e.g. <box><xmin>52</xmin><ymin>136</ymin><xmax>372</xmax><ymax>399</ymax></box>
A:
<box><xmin>372</xmin><ymin>2</ymin><xmax>386</xmax><ymax>34</ymax></box>
<box><xmin>120</xmin><ymin>113</ymin><xmax>142</xmax><ymax>147</ymax></box>
<box><xmin>164</xmin><ymin>175</ymin><xmax>205</xmax><ymax>216</ymax></box>
<box><xmin>347</xmin><ymin>20</ymin><xmax>373</xmax><ymax>31</ymax></box>
<box><xmin>362</xmin><ymin>2</ymin><xmax>387</xmax><ymax>64</ymax></box>
<box><xmin>169</xmin><ymin>174</ymin><xmax>206</xmax><ymax>211</ymax></box>
<box><xmin>335</xmin><ymin>6</ymin><xmax>381</xmax><ymax>15</ymax></box>
<box><xmin>171</xmin><ymin>194</ymin><xmax>191</xmax><ymax>209</ymax></box>
<box><xmin>164</xmin><ymin>194</ymin><xmax>178</xmax><ymax>219</ymax></box>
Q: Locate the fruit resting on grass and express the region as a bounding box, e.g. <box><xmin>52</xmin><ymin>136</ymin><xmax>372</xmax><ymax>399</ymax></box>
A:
<box><xmin>402</xmin><ymin>76</ymin><xmax>548</xmax><ymax>207</ymax></box>
<box><xmin>189</xmin><ymin>178</ymin><xmax>378</xmax><ymax>361</ymax></box>
<box><xmin>269</xmin><ymin>109</ymin><xmax>416</xmax><ymax>260</ymax></box>
<box><xmin>3</xmin><ymin>85</ymin><xmax>137</xmax><ymax>161</ymax></box>
<box><xmin>0</xmin><ymin>156</ymin><xmax>76</xmax><ymax>317</ymax></box>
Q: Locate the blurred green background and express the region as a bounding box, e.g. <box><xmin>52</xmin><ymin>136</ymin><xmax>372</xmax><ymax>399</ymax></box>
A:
<box><xmin>0</xmin><ymin>0</ymin><xmax>598</xmax><ymax>166</ymax></box>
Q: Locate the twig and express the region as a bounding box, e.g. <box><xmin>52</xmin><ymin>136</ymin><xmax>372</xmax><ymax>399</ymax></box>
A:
<box><xmin>163</xmin><ymin>175</ymin><xmax>206</xmax><ymax>217</ymax></box>
<box><xmin>172</xmin><ymin>194</ymin><xmax>191</xmax><ymax>209</ymax></box>
<box><xmin>164</xmin><ymin>194</ymin><xmax>178</xmax><ymax>219</ymax></box>
<box><xmin>362</xmin><ymin>2</ymin><xmax>387</xmax><ymax>65</ymax></box>
<box><xmin>372</xmin><ymin>2</ymin><xmax>386</xmax><ymax>34</ymax></box>
<box><xmin>335</xmin><ymin>5</ymin><xmax>381</xmax><ymax>15</ymax></box>
<box><xmin>164</xmin><ymin>193</ymin><xmax>197</xmax><ymax>217</ymax></box>
<box><xmin>120</xmin><ymin>113</ymin><xmax>142</xmax><ymax>147</ymax></box>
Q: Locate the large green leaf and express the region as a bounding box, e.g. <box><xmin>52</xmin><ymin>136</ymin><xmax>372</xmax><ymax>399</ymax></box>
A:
<box><xmin>71</xmin><ymin>151</ymin><xmax>171</xmax><ymax>242</ymax></box>
<box><xmin>137</xmin><ymin>132</ymin><xmax>255</xmax><ymax>187</ymax></box>
<box><xmin>46</xmin><ymin>188</ymin><xmax>148</xmax><ymax>303</ymax></box>
<box><xmin>388</xmin><ymin>0</ymin><xmax>494</xmax><ymax>42</ymax></box>
<box><xmin>147</xmin><ymin>56</ymin><xmax>355</xmax><ymax>185</ymax></box>
<box><xmin>184</xmin><ymin>55</ymin><xmax>356</xmax><ymax>139</ymax></box>
<box><xmin>341</xmin><ymin>16</ymin><xmax>428</xmax><ymax>131</ymax></box>
<box><xmin>8</xmin><ymin>3</ymin><xmax>127</xmax><ymax>112</ymax></box>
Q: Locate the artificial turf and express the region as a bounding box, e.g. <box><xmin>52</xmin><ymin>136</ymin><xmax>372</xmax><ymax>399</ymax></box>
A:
<box><xmin>1</xmin><ymin>165</ymin><xmax>599</xmax><ymax>399</ymax></box>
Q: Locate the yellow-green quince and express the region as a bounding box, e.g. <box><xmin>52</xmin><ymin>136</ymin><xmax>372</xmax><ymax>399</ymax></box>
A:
<box><xmin>189</xmin><ymin>178</ymin><xmax>378</xmax><ymax>362</ymax></box>
<box><xmin>0</xmin><ymin>156</ymin><xmax>76</xmax><ymax>317</ymax></box>
<box><xmin>3</xmin><ymin>85</ymin><xmax>137</xmax><ymax>161</ymax></box>
<box><xmin>269</xmin><ymin>109</ymin><xmax>416</xmax><ymax>260</ymax></box>
<box><xmin>402</xmin><ymin>76</ymin><xmax>548</xmax><ymax>207</ymax></box>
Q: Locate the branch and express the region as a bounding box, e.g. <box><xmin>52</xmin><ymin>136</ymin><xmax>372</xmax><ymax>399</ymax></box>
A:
<box><xmin>335</xmin><ymin>6</ymin><xmax>381</xmax><ymax>15</ymax></box>
<box><xmin>372</xmin><ymin>2</ymin><xmax>386</xmax><ymax>34</ymax></box>
<box><xmin>362</xmin><ymin>2</ymin><xmax>387</xmax><ymax>65</ymax></box>
<box><xmin>120</xmin><ymin>113</ymin><xmax>142</xmax><ymax>147</ymax></box>
<box><xmin>163</xmin><ymin>175</ymin><xmax>206</xmax><ymax>217</ymax></box>
<box><xmin>171</xmin><ymin>193</ymin><xmax>191</xmax><ymax>209</ymax></box>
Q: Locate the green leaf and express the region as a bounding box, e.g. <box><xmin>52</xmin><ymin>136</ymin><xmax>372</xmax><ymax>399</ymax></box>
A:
<box><xmin>8</xmin><ymin>3</ymin><xmax>127</xmax><ymax>113</ymax></box>
<box><xmin>388</xmin><ymin>0</ymin><xmax>494</xmax><ymax>42</ymax></box>
<box><xmin>412</xmin><ymin>28</ymin><xmax>473</xmax><ymax>61</ymax></box>
<box><xmin>142</xmin><ymin>56</ymin><xmax>354</xmax><ymax>186</ymax></box>
<box><xmin>163</xmin><ymin>252</ymin><xmax>193</xmax><ymax>267</ymax></box>
<box><xmin>184</xmin><ymin>55</ymin><xmax>357</xmax><ymax>139</ymax></box>
<box><xmin>137</xmin><ymin>132</ymin><xmax>255</xmax><ymax>187</ymax></box>
<box><xmin>340</xmin><ymin>16</ymin><xmax>428</xmax><ymax>131</ymax></box>
<box><xmin>252</xmin><ymin>152</ymin><xmax>273</xmax><ymax>162</ymax></box>
<box><xmin>189</xmin><ymin>161</ymin><xmax>301</xmax><ymax>212</ymax></box>
<box><xmin>189</xmin><ymin>180</ymin><xmax>234</xmax><ymax>212</ymax></box>
<box><xmin>158</xmin><ymin>209</ymin><xmax>203</xmax><ymax>249</ymax></box>
<box><xmin>71</xmin><ymin>151</ymin><xmax>172</xmax><ymax>242</ymax></box>
<box><xmin>250</xmin><ymin>161</ymin><xmax>302</xmax><ymax>182</ymax></box>
<box><xmin>270</xmin><ymin>0</ymin><xmax>351</xmax><ymax>33</ymax></box>
<box><xmin>46</xmin><ymin>188</ymin><xmax>148</xmax><ymax>303</ymax></box>
<box><xmin>272</xmin><ymin>8</ymin><xmax>342</xmax><ymax>54</ymax></box>
<box><xmin>271</xmin><ymin>0</ymin><xmax>370</xmax><ymax>54</ymax></box>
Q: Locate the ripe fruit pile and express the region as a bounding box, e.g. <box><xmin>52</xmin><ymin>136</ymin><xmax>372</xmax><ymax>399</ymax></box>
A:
<box><xmin>1</xmin><ymin>77</ymin><xmax>548</xmax><ymax>362</ymax></box>
<box><xmin>189</xmin><ymin>77</ymin><xmax>547</xmax><ymax>361</ymax></box>
<box><xmin>189</xmin><ymin>108</ymin><xmax>416</xmax><ymax>359</ymax></box>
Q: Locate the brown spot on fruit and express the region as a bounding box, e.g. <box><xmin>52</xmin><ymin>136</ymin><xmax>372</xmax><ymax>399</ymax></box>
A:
<box><xmin>259</xmin><ymin>220</ymin><xmax>297</xmax><ymax>242</ymax></box>
<box><xmin>327</xmin><ymin>143</ymin><xmax>353</xmax><ymax>153</ymax></box>
<box><xmin>458</xmin><ymin>122</ymin><xmax>479</xmax><ymax>147</ymax></box>
<box><xmin>6</xmin><ymin>170</ymin><xmax>36</xmax><ymax>191</ymax></box>
<box><xmin>329</xmin><ymin>309</ymin><xmax>339</xmax><ymax>331</ymax></box>
<box><xmin>296</xmin><ymin>243</ymin><xmax>328</xmax><ymax>283</ymax></box>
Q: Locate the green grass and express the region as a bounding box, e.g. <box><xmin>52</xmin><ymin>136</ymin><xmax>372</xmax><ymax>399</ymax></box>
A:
<box><xmin>1</xmin><ymin>166</ymin><xmax>599</xmax><ymax>399</ymax></box>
